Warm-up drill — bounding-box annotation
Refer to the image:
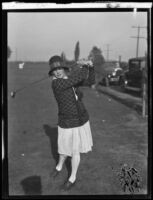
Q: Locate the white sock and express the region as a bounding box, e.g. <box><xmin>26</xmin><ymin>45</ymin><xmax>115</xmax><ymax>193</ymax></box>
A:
<box><xmin>56</xmin><ymin>154</ymin><xmax>67</xmax><ymax>171</ymax></box>
<box><xmin>69</xmin><ymin>154</ymin><xmax>80</xmax><ymax>183</ymax></box>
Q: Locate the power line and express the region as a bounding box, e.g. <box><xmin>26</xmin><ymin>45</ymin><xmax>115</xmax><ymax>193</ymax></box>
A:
<box><xmin>130</xmin><ymin>25</ymin><xmax>147</xmax><ymax>57</ymax></box>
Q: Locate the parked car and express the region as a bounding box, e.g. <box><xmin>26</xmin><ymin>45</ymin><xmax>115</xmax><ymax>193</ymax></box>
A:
<box><xmin>99</xmin><ymin>67</ymin><xmax>123</xmax><ymax>86</ymax></box>
<box><xmin>119</xmin><ymin>57</ymin><xmax>146</xmax><ymax>92</ymax></box>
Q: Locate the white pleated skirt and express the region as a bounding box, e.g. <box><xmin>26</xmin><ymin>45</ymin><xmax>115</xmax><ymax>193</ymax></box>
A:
<box><xmin>58</xmin><ymin>121</ymin><xmax>93</xmax><ymax>157</ymax></box>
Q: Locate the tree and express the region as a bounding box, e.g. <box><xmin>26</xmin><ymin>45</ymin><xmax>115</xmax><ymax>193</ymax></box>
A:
<box><xmin>88</xmin><ymin>46</ymin><xmax>105</xmax><ymax>72</ymax></box>
<box><xmin>88</xmin><ymin>46</ymin><xmax>105</xmax><ymax>65</ymax></box>
<box><xmin>88</xmin><ymin>46</ymin><xmax>105</xmax><ymax>85</ymax></box>
<box><xmin>74</xmin><ymin>41</ymin><xmax>80</xmax><ymax>62</ymax></box>
<box><xmin>7</xmin><ymin>46</ymin><xmax>12</xmax><ymax>59</ymax></box>
<box><xmin>61</xmin><ymin>51</ymin><xmax>66</xmax><ymax>62</ymax></box>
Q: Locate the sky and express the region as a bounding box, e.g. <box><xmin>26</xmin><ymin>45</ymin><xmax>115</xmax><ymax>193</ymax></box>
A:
<box><xmin>7</xmin><ymin>11</ymin><xmax>147</xmax><ymax>62</ymax></box>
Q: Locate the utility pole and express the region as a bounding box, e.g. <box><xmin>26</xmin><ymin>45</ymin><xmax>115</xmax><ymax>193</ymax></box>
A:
<box><xmin>131</xmin><ymin>25</ymin><xmax>147</xmax><ymax>58</ymax></box>
<box><xmin>104</xmin><ymin>44</ymin><xmax>112</xmax><ymax>61</ymax></box>
<box><xmin>131</xmin><ymin>25</ymin><xmax>147</xmax><ymax>117</ymax></box>
<box><xmin>118</xmin><ymin>55</ymin><xmax>122</xmax><ymax>67</ymax></box>
<box><xmin>142</xmin><ymin>52</ymin><xmax>148</xmax><ymax>118</ymax></box>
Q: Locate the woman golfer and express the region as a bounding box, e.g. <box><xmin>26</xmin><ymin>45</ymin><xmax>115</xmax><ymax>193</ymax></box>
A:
<box><xmin>48</xmin><ymin>55</ymin><xmax>95</xmax><ymax>191</ymax></box>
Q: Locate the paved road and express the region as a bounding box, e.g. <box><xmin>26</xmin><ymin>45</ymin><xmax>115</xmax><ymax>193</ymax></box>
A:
<box><xmin>7</xmin><ymin>76</ymin><xmax>148</xmax><ymax>195</ymax></box>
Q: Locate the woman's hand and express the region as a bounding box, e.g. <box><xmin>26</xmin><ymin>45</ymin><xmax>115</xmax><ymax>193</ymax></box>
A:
<box><xmin>77</xmin><ymin>60</ymin><xmax>93</xmax><ymax>68</ymax></box>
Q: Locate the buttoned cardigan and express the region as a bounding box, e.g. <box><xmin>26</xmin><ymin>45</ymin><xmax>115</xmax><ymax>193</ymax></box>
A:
<box><xmin>52</xmin><ymin>65</ymin><xmax>95</xmax><ymax>128</ymax></box>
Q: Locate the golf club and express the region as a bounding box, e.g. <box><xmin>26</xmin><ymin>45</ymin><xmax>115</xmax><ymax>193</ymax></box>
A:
<box><xmin>10</xmin><ymin>75</ymin><xmax>49</xmax><ymax>98</ymax></box>
<box><xmin>10</xmin><ymin>60</ymin><xmax>93</xmax><ymax>98</ymax></box>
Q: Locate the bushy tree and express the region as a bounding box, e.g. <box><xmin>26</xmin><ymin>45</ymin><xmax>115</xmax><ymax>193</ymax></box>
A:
<box><xmin>74</xmin><ymin>41</ymin><xmax>80</xmax><ymax>62</ymax></box>
<box><xmin>88</xmin><ymin>46</ymin><xmax>105</xmax><ymax>73</ymax></box>
<box><xmin>88</xmin><ymin>46</ymin><xmax>105</xmax><ymax>65</ymax></box>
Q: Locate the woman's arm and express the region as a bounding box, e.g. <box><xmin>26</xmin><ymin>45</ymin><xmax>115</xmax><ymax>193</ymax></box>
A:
<box><xmin>52</xmin><ymin>66</ymin><xmax>88</xmax><ymax>92</ymax></box>
<box><xmin>81</xmin><ymin>67</ymin><xmax>95</xmax><ymax>86</ymax></box>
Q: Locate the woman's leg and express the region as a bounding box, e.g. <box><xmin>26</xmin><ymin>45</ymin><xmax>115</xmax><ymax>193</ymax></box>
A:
<box><xmin>68</xmin><ymin>153</ymin><xmax>80</xmax><ymax>183</ymax></box>
<box><xmin>56</xmin><ymin>154</ymin><xmax>67</xmax><ymax>171</ymax></box>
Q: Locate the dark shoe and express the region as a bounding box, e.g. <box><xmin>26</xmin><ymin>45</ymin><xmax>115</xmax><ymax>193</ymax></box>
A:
<box><xmin>51</xmin><ymin>169</ymin><xmax>61</xmax><ymax>179</ymax></box>
<box><xmin>61</xmin><ymin>180</ymin><xmax>76</xmax><ymax>191</ymax></box>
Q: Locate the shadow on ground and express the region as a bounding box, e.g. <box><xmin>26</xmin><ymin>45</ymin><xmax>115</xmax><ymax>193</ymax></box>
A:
<box><xmin>43</xmin><ymin>124</ymin><xmax>71</xmax><ymax>177</ymax></box>
<box><xmin>20</xmin><ymin>176</ymin><xmax>42</xmax><ymax>195</ymax></box>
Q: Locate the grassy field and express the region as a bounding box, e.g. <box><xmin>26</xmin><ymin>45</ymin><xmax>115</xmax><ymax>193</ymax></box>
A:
<box><xmin>7</xmin><ymin>62</ymin><xmax>148</xmax><ymax>196</ymax></box>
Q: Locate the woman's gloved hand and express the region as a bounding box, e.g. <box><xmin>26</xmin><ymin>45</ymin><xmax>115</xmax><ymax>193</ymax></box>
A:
<box><xmin>77</xmin><ymin>59</ymin><xmax>93</xmax><ymax>68</ymax></box>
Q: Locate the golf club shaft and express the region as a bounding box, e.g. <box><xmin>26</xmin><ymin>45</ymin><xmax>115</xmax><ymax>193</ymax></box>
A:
<box><xmin>15</xmin><ymin>75</ymin><xmax>49</xmax><ymax>93</ymax></box>
<box><xmin>14</xmin><ymin>61</ymin><xmax>84</xmax><ymax>94</ymax></box>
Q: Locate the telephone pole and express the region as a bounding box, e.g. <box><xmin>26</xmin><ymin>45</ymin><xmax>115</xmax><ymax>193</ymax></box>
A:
<box><xmin>131</xmin><ymin>26</ymin><xmax>148</xmax><ymax>117</ymax></box>
<box><xmin>131</xmin><ymin>25</ymin><xmax>147</xmax><ymax>58</ymax></box>
<box><xmin>104</xmin><ymin>44</ymin><xmax>112</xmax><ymax>61</ymax></box>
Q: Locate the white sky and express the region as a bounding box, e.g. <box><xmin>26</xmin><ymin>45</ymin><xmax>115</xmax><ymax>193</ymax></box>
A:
<box><xmin>7</xmin><ymin>11</ymin><xmax>147</xmax><ymax>62</ymax></box>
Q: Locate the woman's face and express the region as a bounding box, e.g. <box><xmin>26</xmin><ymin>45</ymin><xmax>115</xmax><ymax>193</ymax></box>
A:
<box><xmin>53</xmin><ymin>68</ymin><xmax>66</xmax><ymax>79</ymax></box>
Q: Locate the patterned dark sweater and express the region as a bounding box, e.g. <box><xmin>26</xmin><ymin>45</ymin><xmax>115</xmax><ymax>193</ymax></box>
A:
<box><xmin>52</xmin><ymin>65</ymin><xmax>95</xmax><ymax>128</ymax></box>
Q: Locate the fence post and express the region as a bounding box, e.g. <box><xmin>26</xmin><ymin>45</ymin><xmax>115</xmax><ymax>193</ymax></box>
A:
<box><xmin>142</xmin><ymin>53</ymin><xmax>147</xmax><ymax>117</ymax></box>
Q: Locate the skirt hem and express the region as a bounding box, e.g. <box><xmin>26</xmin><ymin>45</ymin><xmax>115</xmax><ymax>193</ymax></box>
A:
<box><xmin>58</xmin><ymin>147</ymin><xmax>93</xmax><ymax>157</ymax></box>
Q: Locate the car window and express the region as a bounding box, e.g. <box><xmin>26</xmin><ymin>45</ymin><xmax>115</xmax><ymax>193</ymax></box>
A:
<box><xmin>140</xmin><ymin>60</ymin><xmax>146</xmax><ymax>70</ymax></box>
<box><xmin>129</xmin><ymin>61</ymin><xmax>140</xmax><ymax>71</ymax></box>
<box><xmin>116</xmin><ymin>69</ymin><xmax>122</xmax><ymax>76</ymax></box>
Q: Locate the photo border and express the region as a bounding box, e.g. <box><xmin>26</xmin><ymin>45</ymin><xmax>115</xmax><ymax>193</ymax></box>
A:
<box><xmin>2</xmin><ymin>2</ymin><xmax>152</xmax><ymax>199</ymax></box>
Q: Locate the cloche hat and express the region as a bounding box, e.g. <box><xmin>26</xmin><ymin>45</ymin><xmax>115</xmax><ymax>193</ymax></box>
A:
<box><xmin>48</xmin><ymin>55</ymin><xmax>69</xmax><ymax>76</ymax></box>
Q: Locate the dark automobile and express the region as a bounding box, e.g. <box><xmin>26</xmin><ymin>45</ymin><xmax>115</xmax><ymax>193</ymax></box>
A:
<box><xmin>119</xmin><ymin>57</ymin><xmax>146</xmax><ymax>92</ymax></box>
<box><xmin>100</xmin><ymin>67</ymin><xmax>123</xmax><ymax>86</ymax></box>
